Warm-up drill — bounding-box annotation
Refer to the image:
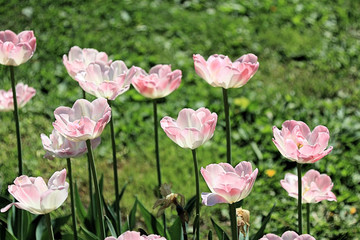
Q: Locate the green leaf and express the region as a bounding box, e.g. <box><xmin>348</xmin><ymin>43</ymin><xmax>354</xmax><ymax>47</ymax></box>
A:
<box><xmin>184</xmin><ymin>196</ymin><xmax>196</xmax><ymax>214</ymax></box>
<box><xmin>0</xmin><ymin>223</ymin><xmax>17</xmax><ymax>240</ymax></box>
<box><xmin>112</xmin><ymin>181</ymin><xmax>129</xmax><ymax>210</ymax></box>
<box><xmin>25</xmin><ymin>215</ymin><xmax>43</xmax><ymax>240</ymax></box>
<box><xmin>53</xmin><ymin>214</ymin><xmax>70</xmax><ymax>234</ymax></box>
<box><xmin>126</xmin><ymin>199</ymin><xmax>137</xmax><ymax>231</ymax></box>
<box><xmin>208</xmin><ymin>230</ymin><xmax>212</xmax><ymax>240</ymax></box>
<box><xmin>80</xmin><ymin>225</ymin><xmax>100</xmax><ymax>240</ymax></box>
<box><xmin>192</xmin><ymin>215</ymin><xmax>199</xmax><ymax>240</ymax></box>
<box><xmin>137</xmin><ymin>198</ymin><xmax>164</xmax><ymax>235</ymax></box>
<box><xmin>168</xmin><ymin>218</ymin><xmax>183</xmax><ymax>240</ymax></box>
<box><xmin>211</xmin><ymin>218</ymin><xmax>230</xmax><ymax>240</ymax></box>
<box><xmin>105</xmin><ymin>216</ymin><xmax>117</xmax><ymax>237</ymax></box>
<box><xmin>102</xmin><ymin>193</ymin><xmax>117</xmax><ymax>234</ymax></box>
<box><xmin>74</xmin><ymin>182</ymin><xmax>87</xmax><ymax>222</ymax></box>
<box><xmin>251</xmin><ymin>204</ymin><xmax>276</xmax><ymax>240</ymax></box>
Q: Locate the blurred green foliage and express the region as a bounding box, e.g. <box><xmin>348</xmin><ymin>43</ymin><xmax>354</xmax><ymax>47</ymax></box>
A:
<box><xmin>0</xmin><ymin>0</ymin><xmax>359</xmax><ymax>239</ymax></box>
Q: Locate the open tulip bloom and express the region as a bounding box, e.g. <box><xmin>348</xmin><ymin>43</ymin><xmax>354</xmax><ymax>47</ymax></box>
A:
<box><xmin>132</xmin><ymin>64</ymin><xmax>182</xmax><ymax>99</ymax></box>
<box><xmin>75</xmin><ymin>60</ymin><xmax>136</xmax><ymax>100</ymax></box>
<box><xmin>105</xmin><ymin>231</ymin><xmax>167</xmax><ymax>240</ymax></box>
<box><xmin>53</xmin><ymin>97</ymin><xmax>111</xmax><ymax>142</ymax></box>
<box><xmin>63</xmin><ymin>46</ymin><xmax>112</xmax><ymax>79</ymax></box>
<box><xmin>281</xmin><ymin>169</ymin><xmax>337</xmax><ymax>203</ymax></box>
<box><xmin>160</xmin><ymin>107</ymin><xmax>217</xmax><ymax>149</ymax></box>
<box><xmin>193</xmin><ymin>53</ymin><xmax>259</xmax><ymax>89</ymax></box>
<box><xmin>0</xmin><ymin>83</ymin><xmax>36</xmax><ymax>111</ymax></box>
<box><xmin>272</xmin><ymin>120</ymin><xmax>333</xmax><ymax>164</ymax></box>
<box><xmin>260</xmin><ymin>231</ymin><xmax>315</xmax><ymax>240</ymax></box>
<box><xmin>201</xmin><ymin>162</ymin><xmax>258</xmax><ymax>206</ymax></box>
<box><xmin>1</xmin><ymin>169</ymin><xmax>68</xmax><ymax>215</ymax></box>
<box><xmin>41</xmin><ymin>129</ymin><xmax>101</xmax><ymax>160</ymax></box>
<box><xmin>0</xmin><ymin>30</ymin><xmax>36</xmax><ymax>66</ymax></box>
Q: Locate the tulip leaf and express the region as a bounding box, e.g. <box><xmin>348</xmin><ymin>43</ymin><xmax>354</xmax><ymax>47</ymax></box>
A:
<box><xmin>125</xmin><ymin>199</ymin><xmax>137</xmax><ymax>231</ymax></box>
<box><xmin>102</xmin><ymin>193</ymin><xmax>117</xmax><ymax>234</ymax></box>
<box><xmin>74</xmin><ymin>182</ymin><xmax>87</xmax><ymax>222</ymax></box>
<box><xmin>80</xmin><ymin>225</ymin><xmax>100</xmax><ymax>240</ymax></box>
<box><xmin>184</xmin><ymin>196</ymin><xmax>196</xmax><ymax>215</ymax></box>
<box><xmin>25</xmin><ymin>215</ymin><xmax>43</xmax><ymax>240</ymax></box>
<box><xmin>0</xmin><ymin>223</ymin><xmax>17</xmax><ymax>240</ymax></box>
<box><xmin>105</xmin><ymin>215</ymin><xmax>117</xmax><ymax>237</ymax></box>
<box><xmin>208</xmin><ymin>230</ymin><xmax>213</xmax><ymax>240</ymax></box>
<box><xmin>192</xmin><ymin>215</ymin><xmax>199</xmax><ymax>240</ymax></box>
<box><xmin>137</xmin><ymin>198</ymin><xmax>164</xmax><ymax>235</ymax></box>
<box><xmin>53</xmin><ymin>214</ymin><xmax>70</xmax><ymax>234</ymax></box>
<box><xmin>250</xmin><ymin>204</ymin><xmax>276</xmax><ymax>240</ymax></box>
<box><xmin>62</xmin><ymin>234</ymin><xmax>86</xmax><ymax>240</ymax></box>
<box><xmin>168</xmin><ymin>217</ymin><xmax>184</xmax><ymax>240</ymax></box>
<box><xmin>112</xmin><ymin>181</ymin><xmax>129</xmax><ymax>210</ymax></box>
<box><xmin>210</xmin><ymin>218</ymin><xmax>230</xmax><ymax>240</ymax></box>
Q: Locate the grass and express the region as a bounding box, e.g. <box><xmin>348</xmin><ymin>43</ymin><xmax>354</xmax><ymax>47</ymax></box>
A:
<box><xmin>0</xmin><ymin>0</ymin><xmax>359</xmax><ymax>239</ymax></box>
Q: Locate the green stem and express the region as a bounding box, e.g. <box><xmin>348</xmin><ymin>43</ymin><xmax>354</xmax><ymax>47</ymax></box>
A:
<box><xmin>222</xmin><ymin>88</ymin><xmax>232</xmax><ymax>165</ymax></box>
<box><xmin>45</xmin><ymin>213</ymin><xmax>55</xmax><ymax>240</ymax></box>
<box><xmin>108</xmin><ymin>100</ymin><xmax>121</xmax><ymax>234</ymax></box>
<box><xmin>192</xmin><ymin>149</ymin><xmax>200</xmax><ymax>240</ymax></box>
<box><xmin>297</xmin><ymin>163</ymin><xmax>302</xmax><ymax>234</ymax></box>
<box><xmin>153</xmin><ymin>100</ymin><xmax>166</xmax><ymax>235</ymax></box>
<box><xmin>306</xmin><ymin>203</ymin><xmax>310</xmax><ymax>234</ymax></box>
<box><xmin>67</xmin><ymin>158</ymin><xmax>78</xmax><ymax>240</ymax></box>
<box><xmin>229</xmin><ymin>203</ymin><xmax>238</xmax><ymax>240</ymax></box>
<box><xmin>86</xmin><ymin>140</ymin><xmax>105</xmax><ymax>239</ymax></box>
<box><xmin>10</xmin><ymin>66</ymin><xmax>23</xmax><ymax>240</ymax></box>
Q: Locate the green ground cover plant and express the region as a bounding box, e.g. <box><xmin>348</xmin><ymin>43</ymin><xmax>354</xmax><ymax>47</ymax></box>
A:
<box><xmin>0</xmin><ymin>0</ymin><xmax>359</xmax><ymax>239</ymax></box>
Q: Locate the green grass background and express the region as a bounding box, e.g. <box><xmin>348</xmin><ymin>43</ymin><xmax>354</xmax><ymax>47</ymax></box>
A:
<box><xmin>0</xmin><ymin>0</ymin><xmax>359</xmax><ymax>239</ymax></box>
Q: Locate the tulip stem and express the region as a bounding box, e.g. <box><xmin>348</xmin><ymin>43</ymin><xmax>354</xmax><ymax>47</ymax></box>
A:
<box><xmin>108</xmin><ymin>100</ymin><xmax>121</xmax><ymax>234</ymax></box>
<box><xmin>297</xmin><ymin>163</ymin><xmax>302</xmax><ymax>234</ymax></box>
<box><xmin>153</xmin><ymin>99</ymin><xmax>167</xmax><ymax>235</ymax></box>
<box><xmin>192</xmin><ymin>149</ymin><xmax>200</xmax><ymax>240</ymax></box>
<box><xmin>45</xmin><ymin>213</ymin><xmax>55</xmax><ymax>240</ymax></box>
<box><xmin>306</xmin><ymin>203</ymin><xmax>310</xmax><ymax>234</ymax></box>
<box><xmin>86</xmin><ymin>140</ymin><xmax>106</xmax><ymax>239</ymax></box>
<box><xmin>67</xmin><ymin>158</ymin><xmax>78</xmax><ymax>240</ymax></box>
<box><xmin>229</xmin><ymin>203</ymin><xmax>238</xmax><ymax>240</ymax></box>
<box><xmin>222</xmin><ymin>88</ymin><xmax>232</xmax><ymax>165</ymax></box>
<box><xmin>9</xmin><ymin>66</ymin><xmax>23</xmax><ymax>240</ymax></box>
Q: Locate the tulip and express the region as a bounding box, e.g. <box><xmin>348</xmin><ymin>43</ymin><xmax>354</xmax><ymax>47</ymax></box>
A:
<box><xmin>0</xmin><ymin>83</ymin><xmax>36</xmax><ymax>111</ymax></box>
<box><xmin>132</xmin><ymin>64</ymin><xmax>182</xmax><ymax>99</ymax></box>
<box><xmin>272</xmin><ymin>120</ymin><xmax>333</xmax><ymax>164</ymax></box>
<box><xmin>160</xmin><ymin>107</ymin><xmax>217</xmax><ymax>149</ymax></box>
<box><xmin>0</xmin><ymin>30</ymin><xmax>36</xmax><ymax>66</ymax></box>
<box><xmin>53</xmin><ymin>97</ymin><xmax>111</xmax><ymax>142</ymax></box>
<box><xmin>63</xmin><ymin>46</ymin><xmax>112</xmax><ymax>79</ymax></box>
<box><xmin>1</xmin><ymin>169</ymin><xmax>68</xmax><ymax>215</ymax></box>
<box><xmin>75</xmin><ymin>61</ymin><xmax>135</xmax><ymax>100</ymax></box>
<box><xmin>193</xmin><ymin>53</ymin><xmax>259</xmax><ymax>89</ymax></box>
<box><xmin>41</xmin><ymin>129</ymin><xmax>101</xmax><ymax>160</ymax></box>
<box><xmin>281</xmin><ymin>169</ymin><xmax>336</xmax><ymax>203</ymax></box>
<box><xmin>260</xmin><ymin>231</ymin><xmax>315</xmax><ymax>240</ymax></box>
<box><xmin>104</xmin><ymin>231</ymin><xmax>166</xmax><ymax>240</ymax></box>
<box><xmin>201</xmin><ymin>162</ymin><xmax>258</xmax><ymax>206</ymax></box>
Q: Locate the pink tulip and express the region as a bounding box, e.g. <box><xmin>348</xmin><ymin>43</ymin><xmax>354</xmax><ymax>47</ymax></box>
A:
<box><xmin>104</xmin><ymin>231</ymin><xmax>166</xmax><ymax>240</ymax></box>
<box><xmin>0</xmin><ymin>83</ymin><xmax>36</xmax><ymax>111</ymax></box>
<box><xmin>1</xmin><ymin>169</ymin><xmax>68</xmax><ymax>215</ymax></box>
<box><xmin>280</xmin><ymin>169</ymin><xmax>337</xmax><ymax>203</ymax></box>
<box><xmin>193</xmin><ymin>53</ymin><xmax>259</xmax><ymax>89</ymax></box>
<box><xmin>75</xmin><ymin>61</ymin><xmax>136</xmax><ymax>100</ymax></box>
<box><xmin>201</xmin><ymin>162</ymin><xmax>258</xmax><ymax>206</ymax></box>
<box><xmin>132</xmin><ymin>64</ymin><xmax>182</xmax><ymax>99</ymax></box>
<box><xmin>63</xmin><ymin>46</ymin><xmax>112</xmax><ymax>79</ymax></box>
<box><xmin>160</xmin><ymin>107</ymin><xmax>217</xmax><ymax>149</ymax></box>
<box><xmin>41</xmin><ymin>129</ymin><xmax>101</xmax><ymax>160</ymax></box>
<box><xmin>272</xmin><ymin>120</ymin><xmax>333</xmax><ymax>164</ymax></box>
<box><xmin>53</xmin><ymin>98</ymin><xmax>111</xmax><ymax>142</ymax></box>
<box><xmin>260</xmin><ymin>231</ymin><xmax>315</xmax><ymax>240</ymax></box>
<box><xmin>0</xmin><ymin>30</ymin><xmax>36</xmax><ymax>66</ymax></box>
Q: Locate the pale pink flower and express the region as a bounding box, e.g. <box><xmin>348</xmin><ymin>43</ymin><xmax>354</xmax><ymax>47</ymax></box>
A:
<box><xmin>272</xmin><ymin>120</ymin><xmax>333</xmax><ymax>164</ymax></box>
<box><xmin>63</xmin><ymin>46</ymin><xmax>112</xmax><ymax>79</ymax></box>
<box><xmin>193</xmin><ymin>53</ymin><xmax>259</xmax><ymax>89</ymax></box>
<box><xmin>201</xmin><ymin>162</ymin><xmax>258</xmax><ymax>206</ymax></box>
<box><xmin>1</xmin><ymin>169</ymin><xmax>69</xmax><ymax>215</ymax></box>
<box><xmin>160</xmin><ymin>107</ymin><xmax>217</xmax><ymax>149</ymax></box>
<box><xmin>0</xmin><ymin>83</ymin><xmax>36</xmax><ymax>111</ymax></box>
<box><xmin>280</xmin><ymin>169</ymin><xmax>337</xmax><ymax>204</ymax></box>
<box><xmin>0</xmin><ymin>30</ymin><xmax>36</xmax><ymax>66</ymax></box>
<box><xmin>260</xmin><ymin>231</ymin><xmax>315</xmax><ymax>240</ymax></box>
<box><xmin>75</xmin><ymin>61</ymin><xmax>136</xmax><ymax>100</ymax></box>
<box><xmin>104</xmin><ymin>231</ymin><xmax>166</xmax><ymax>240</ymax></box>
<box><xmin>53</xmin><ymin>98</ymin><xmax>111</xmax><ymax>142</ymax></box>
<box><xmin>41</xmin><ymin>129</ymin><xmax>101</xmax><ymax>160</ymax></box>
<box><xmin>132</xmin><ymin>64</ymin><xmax>182</xmax><ymax>99</ymax></box>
